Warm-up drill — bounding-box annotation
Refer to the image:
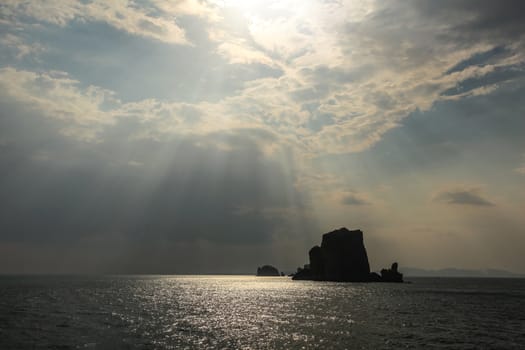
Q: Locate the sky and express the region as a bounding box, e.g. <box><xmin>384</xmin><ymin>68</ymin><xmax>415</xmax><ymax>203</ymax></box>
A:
<box><xmin>0</xmin><ymin>0</ymin><xmax>524</xmax><ymax>274</ymax></box>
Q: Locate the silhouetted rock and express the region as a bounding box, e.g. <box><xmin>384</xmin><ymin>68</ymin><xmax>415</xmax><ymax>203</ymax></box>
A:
<box><xmin>321</xmin><ymin>228</ymin><xmax>370</xmax><ymax>281</ymax></box>
<box><xmin>380</xmin><ymin>262</ymin><xmax>404</xmax><ymax>282</ymax></box>
<box><xmin>292</xmin><ymin>227</ymin><xmax>403</xmax><ymax>283</ymax></box>
<box><xmin>368</xmin><ymin>272</ymin><xmax>382</xmax><ymax>282</ymax></box>
<box><xmin>309</xmin><ymin>246</ymin><xmax>324</xmax><ymax>280</ymax></box>
<box><xmin>291</xmin><ymin>267</ymin><xmax>312</xmax><ymax>280</ymax></box>
<box><xmin>256</xmin><ymin>265</ymin><xmax>280</xmax><ymax>276</ymax></box>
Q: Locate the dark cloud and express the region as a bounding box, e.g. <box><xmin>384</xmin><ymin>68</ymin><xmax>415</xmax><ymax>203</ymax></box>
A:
<box><xmin>412</xmin><ymin>0</ymin><xmax>525</xmax><ymax>41</ymax></box>
<box><xmin>313</xmin><ymin>78</ymin><xmax>525</xmax><ymax>182</ymax></box>
<box><xmin>433</xmin><ymin>188</ymin><xmax>494</xmax><ymax>207</ymax></box>
<box><xmin>0</xmin><ymin>97</ymin><xmax>307</xmax><ymax>247</ymax></box>
<box><xmin>341</xmin><ymin>0</ymin><xmax>525</xmax><ymax>73</ymax></box>
<box><xmin>341</xmin><ymin>193</ymin><xmax>369</xmax><ymax>206</ymax></box>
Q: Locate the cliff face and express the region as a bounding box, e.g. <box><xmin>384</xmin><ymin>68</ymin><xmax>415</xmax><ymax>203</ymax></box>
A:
<box><xmin>309</xmin><ymin>246</ymin><xmax>324</xmax><ymax>280</ymax></box>
<box><xmin>320</xmin><ymin>228</ymin><xmax>370</xmax><ymax>282</ymax></box>
<box><xmin>292</xmin><ymin>227</ymin><xmax>403</xmax><ymax>283</ymax></box>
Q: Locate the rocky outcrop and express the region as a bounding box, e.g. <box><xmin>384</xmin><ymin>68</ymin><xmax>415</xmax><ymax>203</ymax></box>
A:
<box><xmin>256</xmin><ymin>265</ymin><xmax>280</xmax><ymax>276</ymax></box>
<box><xmin>309</xmin><ymin>246</ymin><xmax>324</xmax><ymax>280</ymax></box>
<box><xmin>380</xmin><ymin>262</ymin><xmax>403</xmax><ymax>282</ymax></box>
<box><xmin>321</xmin><ymin>228</ymin><xmax>371</xmax><ymax>281</ymax></box>
<box><xmin>292</xmin><ymin>227</ymin><xmax>403</xmax><ymax>283</ymax></box>
<box><xmin>291</xmin><ymin>265</ymin><xmax>313</xmax><ymax>280</ymax></box>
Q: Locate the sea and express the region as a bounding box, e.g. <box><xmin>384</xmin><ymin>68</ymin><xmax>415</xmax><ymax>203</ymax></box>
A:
<box><xmin>0</xmin><ymin>275</ymin><xmax>523</xmax><ymax>349</ymax></box>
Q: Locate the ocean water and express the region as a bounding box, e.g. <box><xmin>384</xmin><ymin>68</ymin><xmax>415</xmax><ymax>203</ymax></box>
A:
<box><xmin>0</xmin><ymin>276</ymin><xmax>523</xmax><ymax>349</ymax></box>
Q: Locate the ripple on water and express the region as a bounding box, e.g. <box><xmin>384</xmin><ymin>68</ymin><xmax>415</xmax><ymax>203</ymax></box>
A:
<box><xmin>0</xmin><ymin>276</ymin><xmax>524</xmax><ymax>349</ymax></box>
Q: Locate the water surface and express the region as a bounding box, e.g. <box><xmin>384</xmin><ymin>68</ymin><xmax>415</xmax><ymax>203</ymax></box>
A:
<box><xmin>0</xmin><ymin>275</ymin><xmax>523</xmax><ymax>349</ymax></box>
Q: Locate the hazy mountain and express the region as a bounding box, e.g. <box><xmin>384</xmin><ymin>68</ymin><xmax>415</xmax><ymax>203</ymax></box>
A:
<box><xmin>402</xmin><ymin>267</ymin><xmax>524</xmax><ymax>278</ymax></box>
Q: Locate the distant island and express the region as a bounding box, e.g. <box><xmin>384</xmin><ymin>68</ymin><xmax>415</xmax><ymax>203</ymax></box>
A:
<box><xmin>401</xmin><ymin>267</ymin><xmax>525</xmax><ymax>278</ymax></box>
<box><xmin>292</xmin><ymin>227</ymin><xmax>403</xmax><ymax>282</ymax></box>
<box><xmin>256</xmin><ymin>265</ymin><xmax>281</xmax><ymax>276</ymax></box>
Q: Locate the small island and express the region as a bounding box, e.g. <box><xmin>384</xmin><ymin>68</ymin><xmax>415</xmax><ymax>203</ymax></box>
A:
<box><xmin>292</xmin><ymin>227</ymin><xmax>403</xmax><ymax>282</ymax></box>
<box><xmin>256</xmin><ymin>265</ymin><xmax>280</xmax><ymax>276</ymax></box>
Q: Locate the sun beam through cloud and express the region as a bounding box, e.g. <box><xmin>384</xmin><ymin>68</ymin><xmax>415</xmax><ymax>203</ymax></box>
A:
<box><xmin>0</xmin><ymin>0</ymin><xmax>524</xmax><ymax>274</ymax></box>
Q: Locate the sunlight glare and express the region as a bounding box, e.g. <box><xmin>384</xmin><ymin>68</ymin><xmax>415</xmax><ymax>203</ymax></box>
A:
<box><xmin>221</xmin><ymin>0</ymin><xmax>284</xmax><ymax>14</ymax></box>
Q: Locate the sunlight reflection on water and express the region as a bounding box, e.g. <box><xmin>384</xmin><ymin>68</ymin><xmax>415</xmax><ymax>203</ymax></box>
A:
<box><xmin>1</xmin><ymin>275</ymin><xmax>524</xmax><ymax>349</ymax></box>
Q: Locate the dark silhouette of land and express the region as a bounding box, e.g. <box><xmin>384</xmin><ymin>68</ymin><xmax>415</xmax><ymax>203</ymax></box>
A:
<box><xmin>256</xmin><ymin>265</ymin><xmax>280</xmax><ymax>276</ymax></box>
<box><xmin>292</xmin><ymin>228</ymin><xmax>403</xmax><ymax>282</ymax></box>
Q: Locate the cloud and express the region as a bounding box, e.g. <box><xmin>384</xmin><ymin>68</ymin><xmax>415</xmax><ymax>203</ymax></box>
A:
<box><xmin>0</xmin><ymin>96</ymin><xmax>307</xmax><ymax>245</ymax></box>
<box><xmin>433</xmin><ymin>186</ymin><xmax>494</xmax><ymax>206</ymax></box>
<box><xmin>1</xmin><ymin>0</ymin><xmax>525</xmax><ymax>274</ymax></box>
<box><xmin>307</xmin><ymin>0</ymin><xmax>525</xmax><ymax>152</ymax></box>
<box><xmin>445</xmin><ymin>46</ymin><xmax>510</xmax><ymax>75</ymax></box>
<box><xmin>0</xmin><ymin>33</ymin><xmax>46</xmax><ymax>59</ymax></box>
<box><xmin>341</xmin><ymin>192</ymin><xmax>370</xmax><ymax>206</ymax></box>
<box><xmin>216</xmin><ymin>40</ymin><xmax>274</xmax><ymax>65</ymax></box>
<box><xmin>410</xmin><ymin>0</ymin><xmax>525</xmax><ymax>42</ymax></box>
<box><xmin>441</xmin><ymin>64</ymin><xmax>525</xmax><ymax>98</ymax></box>
<box><xmin>0</xmin><ymin>67</ymin><xmax>281</xmax><ymax>142</ymax></box>
<box><xmin>0</xmin><ymin>0</ymin><xmax>190</xmax><ymax>44</ymax></box>
<box><xmin>2</xmin><ymin>0</ymin><xmax>525</xmax><ymax>156</ymax></box>
<box><xmin>0</xmin><ymin>67</ymin><xmax>120</xmax><ymax>141</ymax></box>
<box><xmin>0</xmin><ymin>69</ymin><xmax>311</xmax><ymax>248</ymax></box>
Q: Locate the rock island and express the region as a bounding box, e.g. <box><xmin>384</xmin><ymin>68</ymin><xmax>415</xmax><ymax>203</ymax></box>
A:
<box><xmin>256</xmin><ymin>265</ymin><xmax>280</xmax><ymax>276</ymax></box>
<box><xmin>292</xmin><ymin>227</ymin><xmax>403</xmax><ymax>282</ymax></box>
